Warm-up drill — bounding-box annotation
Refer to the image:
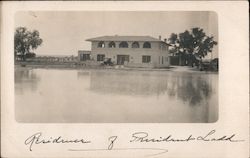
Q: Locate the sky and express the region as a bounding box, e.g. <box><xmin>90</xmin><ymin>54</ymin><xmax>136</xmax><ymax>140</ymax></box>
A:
<box><xmin>15</xmin><ymin>11</ymin><xmax>218</xmax><ymax>57</ymax></box>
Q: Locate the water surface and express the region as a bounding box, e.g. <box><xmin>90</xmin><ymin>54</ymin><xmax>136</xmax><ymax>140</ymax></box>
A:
<box><xmin>15</xmin><ymin>68</ymin><xmax>218</xmax><ymax>123</ymax></box>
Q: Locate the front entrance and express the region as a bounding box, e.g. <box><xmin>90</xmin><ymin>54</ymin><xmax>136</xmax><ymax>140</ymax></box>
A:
<box><xmin>117</xmin><ymin>55</ymin><xmax>129</xmax><ymax>65</ymax></box>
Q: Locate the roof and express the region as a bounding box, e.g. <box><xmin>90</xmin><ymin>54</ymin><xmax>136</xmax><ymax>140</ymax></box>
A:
<box><xmin>86</xmin><ymin>35</ymin><xmax>163</xmax><ymax>42</ymax></box>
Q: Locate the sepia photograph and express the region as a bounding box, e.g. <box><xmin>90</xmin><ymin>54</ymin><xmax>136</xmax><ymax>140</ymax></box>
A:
<box><xmin>14</xmin><ymin>11</ymin><xmax>218</xmax><ymax>123</ymax></box>
<box><xmin>1</xmin><ymin>1</ymin><xmax>249</xmax><ymax>158</ymax></box>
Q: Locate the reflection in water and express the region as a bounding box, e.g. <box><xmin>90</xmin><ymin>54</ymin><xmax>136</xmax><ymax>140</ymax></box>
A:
<box><xmin>15</xmin><ymin>68</ymin><xmax>40</xmax><ymax>94</ymax></box>
<box><xmin>90</xmin><ymin>71</ymin><xmax>212</xmax><ymax>106</ymax></box>
<box><xmin>77</xmin><ymin>71</ymin><xmax>90</xmax><ymax>79</ymax></box>
<box><xmin>173</xmin><ymin>74</ymin><xmax>212</xmax><ymax>106</ymax></box>
<box><xmin>90</xmin><ymin>71</ymin><xmax>168</xmax><ymax>96</ymax></box>
<box><xmin>15</xmin><ymin>68</ymin><xmax>218</xmax><ymax>123</ymax></box>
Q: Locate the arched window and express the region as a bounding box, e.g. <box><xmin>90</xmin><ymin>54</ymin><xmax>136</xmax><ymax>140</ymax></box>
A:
<box><xmin>97</xmin><ymin>41</ymin><xmax>105</xmax><ymax>48</ymax></box>
<box><xmin>108</xmin><ymin>41</ymin><xmax>116</xmax><ymax>48</ymax></box>
<box><xmin>143</xmin><ymin>42</ymin><xmax>151</xmax><ymax>48</ymax></box>
<box><xmin>119</xmin><ymin>41</ymin><xmax>128</xmax><ymax>48</ymax></box>
<box><xmin>132</xmin><ymin>42</ymin><xmax>140</xmax><ymax>48</ymax></box>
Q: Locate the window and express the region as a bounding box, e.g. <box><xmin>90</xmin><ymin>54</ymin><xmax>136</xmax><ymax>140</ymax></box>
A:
<box><xmin>132</xmin><ymin>42</ymin><xmax>140</xmax><ymax>48</ymax></box>
<box><xmin>97</xmin><ymin>54</ymin><xmax>105</xmax><ymax>61</ymax></box>
<box><xmin>142</xmin><ymin>56</ymin><xmax>151</xmax><ymax>63</ymax></box>
<box><xmin>80</xmin><ymin>54</ymin><xmax>90</xmax><ymax>61</ymax></box>
<box><xmin>119</xmin><ymin>41</ymin><xmax>128</xmax><ymax>48</ymax></box>
<box><xmin>143</xmin><ymin>42</ymin><xmax>151</xmax><ymax>48</ymax></box>
<box><xmin>97</xmin><ymin>41</ymin><xmax>105</xmax><ymax>48</ymax></box>
<box><xmin>108</xmin><ymin>41</ymin><xmax>116</xmax><ymax>48</ymax></box>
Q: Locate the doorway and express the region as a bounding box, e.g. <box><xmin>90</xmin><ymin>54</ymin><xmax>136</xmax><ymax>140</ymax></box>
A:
<box><xmin>117</xmin><ymin>55</ymin><xmax>129</xmax><ymax>65</ymax></box>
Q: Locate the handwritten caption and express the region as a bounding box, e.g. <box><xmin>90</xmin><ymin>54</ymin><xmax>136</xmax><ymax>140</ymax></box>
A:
<box><xmin>24</xmin><ymin>129</ymin><xmax>244</xmax><ymax>156</ymax></box>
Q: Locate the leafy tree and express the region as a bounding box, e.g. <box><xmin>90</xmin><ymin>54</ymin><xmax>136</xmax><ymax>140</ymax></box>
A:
<box><xmin>14</xmin><ymin>27</ymin><xmax>43</xmax><ymax>61</ymax></box>
<box><xmin>168</xmin><ymin>27</ymin><xmax>217</xmax><ymax>66</ymax></box>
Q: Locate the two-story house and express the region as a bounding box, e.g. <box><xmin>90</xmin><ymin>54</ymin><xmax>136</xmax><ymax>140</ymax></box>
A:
<box><xmin>79</xmin><ymin>35</ymin><xmax>170</xmax><ymax>68</ymax></box>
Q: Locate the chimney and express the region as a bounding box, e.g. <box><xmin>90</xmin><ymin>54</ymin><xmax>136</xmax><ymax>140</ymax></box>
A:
<box><xmin>159</xmin><ymin>35</ymin><xmax>161</xmax><ymax>40</ymax></box>
<box><xmin>164</xmin><ymin>38</ymin><xmax>167</xmax><ymax>42</ymax></box>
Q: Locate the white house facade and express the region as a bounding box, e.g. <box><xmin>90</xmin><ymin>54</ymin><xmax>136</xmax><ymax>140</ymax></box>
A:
<box><xmin>79</xmin><ymin>35</ymin><xmax>170</xmax><ymax>68</ymax></box>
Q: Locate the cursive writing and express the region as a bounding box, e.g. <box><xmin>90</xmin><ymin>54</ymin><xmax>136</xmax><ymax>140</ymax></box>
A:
<box><xmin>108</xmin><ymin>136</ymin><xmax>117</xmax><ymax>150</ymax></box>
<box><xmin>24</xmin><ymin>132</ymin><xmax>91</xmax><ymax>151</ymax></box>
<box><xmin>130</xmin><ymin>130</ymin><xmax>244</xmax><ymax>143</ymax></box>
<box><xmin>25</xmin><ymin>129</ymin><xmax>244</xmax><ymax>155</ymax></box>
<box><xmin>196</xmin><ymin>130</ymin><xmax>243</xmax><ymax>142</ymax></box>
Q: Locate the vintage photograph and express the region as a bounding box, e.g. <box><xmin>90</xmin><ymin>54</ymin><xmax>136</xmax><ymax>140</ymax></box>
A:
<box><xmin>14</xmin><ymin>11</ymin><xmax>218</xmax><ymax>123</ymax></box>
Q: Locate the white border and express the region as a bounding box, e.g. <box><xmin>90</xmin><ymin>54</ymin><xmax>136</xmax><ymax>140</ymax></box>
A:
<box><xmin>1</xmin><ymin>1</ymin><xmax>249</xmax><ymax>158</ymax></box>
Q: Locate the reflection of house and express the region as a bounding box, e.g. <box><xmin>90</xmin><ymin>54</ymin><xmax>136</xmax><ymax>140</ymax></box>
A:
<box><xmin>89</xmin><ymin>70</ymin><xmax>169</xmax><ymax>96</ymax></box>
<box><xmin>88</xmin><ymin>70</ymin><xmax>213</xmax><ymax>106</ymax></box>
<box><xmin>79</xmin><ymin>35</ymin><xmax>170</xmax><ymax>68</ymax></box>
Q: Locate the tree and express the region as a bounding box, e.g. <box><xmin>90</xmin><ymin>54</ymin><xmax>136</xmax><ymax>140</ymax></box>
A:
<box><xmin>14</xmin><ymin>27</ymin><xmax>43</xmax><ymax>61</ymax></box>
<box><xmin>167</xmin><ymin>27</ymin><xmax>217</xmax><ymax>66</ymax></box>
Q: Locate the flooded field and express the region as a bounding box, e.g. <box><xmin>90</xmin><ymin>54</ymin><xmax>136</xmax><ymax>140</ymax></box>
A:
<box><xmin>15</xmin><ymin>68</ymin><xmax>218</xmax><ymax>123</ymax></box>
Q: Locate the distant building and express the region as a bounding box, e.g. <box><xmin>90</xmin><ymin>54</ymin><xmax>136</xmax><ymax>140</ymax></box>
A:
<box><xmin>79</xmin><ymin>35</ymin><xmax>170</xmax><ymax>68</ymax></box>
<box><xmin>78</xmin><ymin>50</ymin><xmax>91</xmax><ymax>61</ymax></box>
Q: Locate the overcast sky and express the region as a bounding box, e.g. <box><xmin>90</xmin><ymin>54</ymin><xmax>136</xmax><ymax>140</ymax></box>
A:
<box><xmin>15</xmin><ymin>11</ymin><xmax>218</xmax><ymax>57</ymax></box>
